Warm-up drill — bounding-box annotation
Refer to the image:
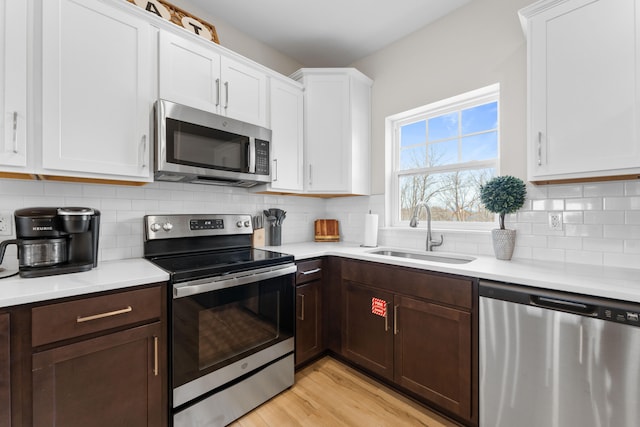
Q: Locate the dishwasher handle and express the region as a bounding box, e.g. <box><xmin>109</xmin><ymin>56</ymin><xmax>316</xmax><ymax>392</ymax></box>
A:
<box><xmin>530</xmin><ymin>295</ymin><xmax>597</xmax><ymax>316</ymax></box>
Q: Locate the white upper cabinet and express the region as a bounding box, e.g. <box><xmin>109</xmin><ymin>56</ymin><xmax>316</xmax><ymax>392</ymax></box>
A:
<box><xmin>158</xmin><ymin>30</ymin><xmax>221</xmax><ymax>114</ymax></box>
<box><xmin>292</xmin><ymin>68</ymin><xmax>372</xmax><ymax>195</ymax></box>
<box><xmin>264</xmin><ymin>77</ymin><xmax>304</xmax><ymax>192</ymax></box>
<box><xmin>159</xmin><ymin>30</ymin><xmax>267</xmax><ymax>127</ymax></box>
<box><xmin>41</xmin><ymin>0</ymin><xmax>155</xmax><ymax>181</ymax></box>
<box><xmin>0</xmin><ymin>0</ymin><xmax>28</xmax><ymax>172</ymax></box>
<box><xmin>520</xmin><ymin>0</ymin><xmax>640</xmax><ymax>183</ymax></box>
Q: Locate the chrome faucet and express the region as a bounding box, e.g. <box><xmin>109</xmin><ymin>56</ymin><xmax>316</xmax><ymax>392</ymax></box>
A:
<box><xmin>409</xmin><ymin>201</ymin><xmax>444</xmax><ymax>251</ymax></box>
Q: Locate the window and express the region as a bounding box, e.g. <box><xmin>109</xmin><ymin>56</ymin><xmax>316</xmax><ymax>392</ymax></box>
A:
<box><xmin>387</xmin><ymin>84</ymin><xmax>499</xmax><ymax>228</ymax></box>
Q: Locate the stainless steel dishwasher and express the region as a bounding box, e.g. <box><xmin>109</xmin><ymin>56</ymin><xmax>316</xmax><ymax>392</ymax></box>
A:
<box><xmin>480</xmin><ymin>280</ymin><xmax>640</xmax><ymax>427</ymax></box>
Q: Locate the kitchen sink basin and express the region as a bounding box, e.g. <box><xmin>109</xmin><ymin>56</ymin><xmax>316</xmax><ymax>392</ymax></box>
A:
<box><xmin>367</xmin><ymin>249</ymin><xmax>475</xmax><ymax>264</ymax></box>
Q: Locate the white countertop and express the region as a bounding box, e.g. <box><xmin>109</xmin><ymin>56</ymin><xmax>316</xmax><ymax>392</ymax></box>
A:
<box><xmin>266</xmin><ymin>242</ymin><xmax>640</xmax><ymax>304</ymax></box>
<box><xmin>1</xmin><ymin>242</ymin><xmax>638</xmax><ymax>308</ymax></box>
<box><xmin>0</xmin><ymin>258</ymin><xmax>169</xmax><ymax>308</ymax></box>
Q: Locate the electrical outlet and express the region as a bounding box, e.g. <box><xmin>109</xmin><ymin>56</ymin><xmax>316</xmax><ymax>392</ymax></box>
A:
<box><xmin>0</xmin><ymin>213</ymin><xmax>12</xmax><ymax>236</ymax></box>
<box><xmin>548</xmin><ymin>212</ymin><xmax>563</xmax><ymax>231</ymax></box>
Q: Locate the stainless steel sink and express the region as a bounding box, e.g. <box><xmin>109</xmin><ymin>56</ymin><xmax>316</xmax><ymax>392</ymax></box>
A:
<box><xmin>367</xmin><ymin>249</ymin><xmax>475</xmax><ymax>264</ymax></box>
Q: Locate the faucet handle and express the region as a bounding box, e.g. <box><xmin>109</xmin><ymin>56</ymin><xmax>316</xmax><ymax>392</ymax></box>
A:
<box><xmin>429</xmin><ymin>235</ymin><xmax>444</xmax><ymax>250</ymax></box>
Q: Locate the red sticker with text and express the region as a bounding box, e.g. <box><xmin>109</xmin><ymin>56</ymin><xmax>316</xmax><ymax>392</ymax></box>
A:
<box><xmin>371</xmin><ymin>297</ymin><xmax>387</xmax><ymax>317</ymax></box>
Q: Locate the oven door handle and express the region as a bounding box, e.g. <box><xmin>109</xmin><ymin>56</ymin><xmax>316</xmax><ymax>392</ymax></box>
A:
<box><xmin>173</xmin><ymin>264</ymin><xmax>297</xmax><ymax>298</ymax></box>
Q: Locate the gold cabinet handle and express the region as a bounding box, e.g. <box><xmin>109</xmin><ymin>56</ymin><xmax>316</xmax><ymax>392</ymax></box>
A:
<box><xmin>297</xmin><ymin>293</ymin><xmax>305</xmax><ymax>321</ymax></box>
<box><xmin>394</xmin><ymin>305</ymin><xmax>399</xmax><ymax>335</ymax></box>
<box><xmin>384</xmin><ymin>310</ymin><xmax>389</xmax><ymax>332</ymax></box>
<box><xmin>153</xmin><ymin>336</ymin><xmax>159</xmax><ymax>376</ymax></box>
<box><xmin>76</xmin><ymin>306</ymin><xmax>133</xmax><ymax>323</ymax></box>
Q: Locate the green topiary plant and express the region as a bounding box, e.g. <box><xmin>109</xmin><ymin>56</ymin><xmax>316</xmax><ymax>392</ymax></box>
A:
<box><xmin>480</xmin><ymin>175</ymin><xmax>527</xmax><ymax>230</ymax></box>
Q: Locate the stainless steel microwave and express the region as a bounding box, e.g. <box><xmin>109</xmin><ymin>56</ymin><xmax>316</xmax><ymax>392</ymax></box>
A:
<box><xmin>154</xmin><ymin>99</ymin><xmax>271</xmax><ymax>187</ymax></box>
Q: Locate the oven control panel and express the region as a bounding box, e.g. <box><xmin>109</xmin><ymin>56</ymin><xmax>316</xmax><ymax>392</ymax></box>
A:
<box><xmin>144</xmin><ymin>214</ymin><xmax>253</xmax><ymax>241</ymax></box>
<box><xmin>189</xmin><ymin>219</ymin><xmax>224</xmax><ymax>230</ymax></box>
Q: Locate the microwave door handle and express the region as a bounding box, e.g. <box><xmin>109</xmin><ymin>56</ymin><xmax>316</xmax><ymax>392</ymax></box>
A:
<box><xmin>248</xmin><ymin>138</ymin><xmax>256</xmax><ymax>173</ymax></box>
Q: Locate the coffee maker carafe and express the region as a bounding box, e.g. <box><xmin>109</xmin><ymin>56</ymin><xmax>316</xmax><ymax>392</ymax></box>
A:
<box><xmin>0</xmin><ymin>207</ymin><xmax>100</xmax><ymax>278</ymax></box>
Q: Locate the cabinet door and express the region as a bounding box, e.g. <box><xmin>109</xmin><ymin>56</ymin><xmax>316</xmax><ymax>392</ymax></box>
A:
<box><xmin>32</xmin><ymin>322</ymin><xmax>163</xmax><ymax>427</ymax></box>
<box><xmin>158</xmin><ymin>30</ymin><xmax>221</xmax><ymax>114</ymax></box>
<box><xmin>220</xmin><ymin>56</ymin><xmax>267</xmax><ymax>127</ymax></box>
<box><xmin>303</xmin><ymin>74</ymin><xmax>350</xmax><ymax>193</ymax></box>
<box><xmin>527</xmin><ymin>0</ymin><xmax>640</xmax><ymax>181</ymax></box>
<box><xmin>0</xmin><ymin>0</ymin><xmax>28</xmax><ymax>170</ymax></box>
<box><xmin>0</xmin><ymin>313</ymin><xmax>9</xmax><ymax>427</ymax></box>
<box><xmin>295</xmin><ymin>280</ymin><xmax>322</xmax><ymax>366</ymax></box>
<box><xmin>42</xmin><ymin>0</ymin><xmax>154</xmax><ymax>180</ymax></box>
<box><xmin>394</xmin><ymin>295</ymin><xmax>471</xmax><ymax>420</ymax></box>
<box><xmin>342</xmin><ymin>281</ymin><xmax>394</xmax><ymax>380</ymax></box>
<box><xmin>269</xmin><ymin>78</ymin><xmax>303</xmax><ymax>192</ymax></box>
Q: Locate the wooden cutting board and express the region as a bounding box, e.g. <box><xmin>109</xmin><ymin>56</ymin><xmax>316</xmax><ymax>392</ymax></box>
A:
<box><xmin>314</xmin><ymin>219</ymin><xmax>340</xmax><ymax>242</ymax></box>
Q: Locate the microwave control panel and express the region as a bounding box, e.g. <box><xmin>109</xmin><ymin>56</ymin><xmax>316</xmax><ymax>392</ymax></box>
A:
<box><xmin>255</xmin><ymin>140</ymin><xmax>269</xmax><ymax>175</ymax></box>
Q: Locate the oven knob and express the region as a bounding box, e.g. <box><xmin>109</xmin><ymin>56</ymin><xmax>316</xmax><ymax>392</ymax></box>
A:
<box><xmin>244</xmin><ymin>220</ymin><xmax>251</xmax><ymax>227</ymax></box>
<box><xmin>163</xmin><ymin>222</ymin><xmax>173</xmax><ymax>232</ymax></box>
<box><xmin>236</xmin><ymin>221</ymin><xmax>243</xmax><ymax>228</ymax></box>
<box><xmin>150</xmin><ymin>223</ymin><xmax>161</xmax><ymax>232</ymax></box>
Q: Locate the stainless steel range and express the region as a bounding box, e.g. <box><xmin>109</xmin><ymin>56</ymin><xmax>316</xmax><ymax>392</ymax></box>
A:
<box><xmin>143</xmin><ymin>214</ymin><xmax>296</xmax><ymax>426</ymax></box>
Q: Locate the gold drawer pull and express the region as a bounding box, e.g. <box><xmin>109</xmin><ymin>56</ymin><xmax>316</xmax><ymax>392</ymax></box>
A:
<box><xmin>76</xmin><ymin>306</ymin><xmax>133</xmax><ymax>323</ymax></box>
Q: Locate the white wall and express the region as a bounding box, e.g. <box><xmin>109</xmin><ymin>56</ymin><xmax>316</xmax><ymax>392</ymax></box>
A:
<box><xmin>168</xmin><ymin>0</ymin><xmax>303</xmax><ymax>76</ymax></box>
<box><xmin>352</xmin><ymin>0</ymin><xmax>531</xmax><ymax>194</ymax></box>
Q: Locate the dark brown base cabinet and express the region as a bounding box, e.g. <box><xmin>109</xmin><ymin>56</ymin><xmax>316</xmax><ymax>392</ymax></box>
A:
<box><xmin>340</xmin><ymin>259</ymin><xmax>477</xmax><ymax>426</ymax></box>
<box><xmin>295</xmin><ymin>259</ymin><xmax>324</xmax><ymax>367</ymax></box>
<box><xmin>5</xmin><ymin>283</ymin><xmax>167</xmax><ymax>427</ymax></box>
<box><xmin>1</xmin><ymin>313</ymin><xmax>10</xmax><ymax>427</ymax></box>
<box><xmin>32</xmin><ymin>322</ymin><xmax>162</xmax><ymax>426</ymax></box>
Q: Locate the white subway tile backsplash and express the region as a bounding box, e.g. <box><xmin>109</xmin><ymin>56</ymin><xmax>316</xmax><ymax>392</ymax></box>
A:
<box><xmin>624</xmin><ymin>181</ymin><xmax>640</xmax><ymax>196</ymax></box>
<box><xmin>564</xmin><ymin>224</ymin><xmax>603</xmax><ymax>238</ymax></box>
<box><xmin>562</xmin><ymin>211</ymin><xmax>583</xmax><ymax>224</ymax></box>
<box><xmin>584</xmin><ymin>211</ymin><xmax>624</xmax><ymax>225</ymax></box>
<box><xmin>583</xmin><ymin>182</ymin><xmax>624</xmax><ymax>197</ymax></box>
<box><xmin>624</xmin><ymin>240</ymin><xmax>640</xmax><ymax>253</ymax></box>
<box><xmin>547</xmin><ymin>236</ymin><xmax>582</xmax><ymax>250</ymax></box>
<box><xmin>565</xmin><ymin>198</ymin><xmax>602</xmax><ymax>211</ymax></box>
<box><xmin>565</xmin><ymin>250</ymin><xmax>603</xmax><ymax>265</ymax></box>
<box><xmin>547</xmin><ymin>184</ymin><xmax>582</xmax><ymax>198</ymax></box>
<box><xmin>582</xmin><ymin>237</ymin><xmax>623</xmax><ymax>253</ymax></box>
<box><xmin>532</xmin><ymin>247</ymin><xmax>565</xmax><ymax>262</ymax></box>
<box><xmin>603</xmin><ymin>196</ymin><xmax>640</xmax><ymax>210</ymax></box>
<box><xmin>626</xmin><ymin>211</ymin><xmax>640</xmax><ymax>224</ymax></box>
<box><xmin>604</xmin><ymin>224</ymin><xmax>640</xmax><ymax>239</ymax></box>
<box><xmin>1</xmin><ymin>177</ymin><xmax>639</xmax><ymax>270</ymax></box>
<box><xmin>531</xmin><ymin>199</ymin><xmax>564</xmax><ymax>211</ymax></box>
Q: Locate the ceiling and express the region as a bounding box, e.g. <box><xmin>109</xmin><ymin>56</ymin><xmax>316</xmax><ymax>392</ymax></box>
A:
<box><xmin>188</xmin><ymin>0</ymin><xmax>472</xmax><ymax>67</ymax></box>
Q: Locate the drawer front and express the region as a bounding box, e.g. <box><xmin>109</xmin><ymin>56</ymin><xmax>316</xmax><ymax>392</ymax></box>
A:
<box><xmin>32</xmin><ymin>286</ymin><xmax>162</xmax><ymax>347</ymax></box>
<box><xmin>341</xmin><ymin>259</ymin><xmax>473</xmax><ymax>310</ymax></box>
<box><xmin>296</xmin><ymin>259</ymin><xmax>323</xmax><ymax>284</ymax></box>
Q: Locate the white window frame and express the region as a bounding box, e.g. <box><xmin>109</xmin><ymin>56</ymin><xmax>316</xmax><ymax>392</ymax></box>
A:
<box><xmin>385</xmin><ymin>83</ymin><xmax>500</xmax><ymax>230</ymax></box>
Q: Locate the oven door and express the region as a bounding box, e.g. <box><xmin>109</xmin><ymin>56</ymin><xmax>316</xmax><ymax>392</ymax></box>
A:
<box><xmin>171</xmin><ymin>264</ymin><xmax>296</xmax><ymax>408</ymax></box>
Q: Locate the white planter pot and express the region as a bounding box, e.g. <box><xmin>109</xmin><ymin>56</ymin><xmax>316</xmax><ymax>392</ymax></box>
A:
<box><xmin>491</xmin><ymin>229</ymin><xmax>516</xmax><ymax>260</ymax></box>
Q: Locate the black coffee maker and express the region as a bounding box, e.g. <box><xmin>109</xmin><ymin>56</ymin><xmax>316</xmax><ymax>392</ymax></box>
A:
<box><xmin>0</xmin><ymin>207</ymin><xmax>100</xmax><ymax>278</ymax></box>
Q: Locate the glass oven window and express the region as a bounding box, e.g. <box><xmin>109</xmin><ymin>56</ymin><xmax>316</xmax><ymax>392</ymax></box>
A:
<box><xmin>166</xmin><ymin>118</ymin><xmax>249</xmax><ymax>172</ymax></box>
<box><xmin>172</xmin><ymin>275</ymin><xmax>293</xmax><ymax>388</ymax></box>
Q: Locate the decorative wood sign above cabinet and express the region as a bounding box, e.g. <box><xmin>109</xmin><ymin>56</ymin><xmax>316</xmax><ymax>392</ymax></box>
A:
<box><xmin>128</xmin><ymin>0</ymin><xmax>219</xmax><ymax>43</ymax></box>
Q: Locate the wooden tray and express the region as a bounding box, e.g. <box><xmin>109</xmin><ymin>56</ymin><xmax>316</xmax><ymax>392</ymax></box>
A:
<box><xmin>314</xmin><ymin>219</ymin><xmax>340</xmax><ymax>242</ymax></box>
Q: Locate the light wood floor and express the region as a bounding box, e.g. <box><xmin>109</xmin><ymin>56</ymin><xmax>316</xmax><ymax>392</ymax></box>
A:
<box><xmin>229</xmin><ymin>357</ymin><xmax>458</xmax><ymax>427</ymax></box>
